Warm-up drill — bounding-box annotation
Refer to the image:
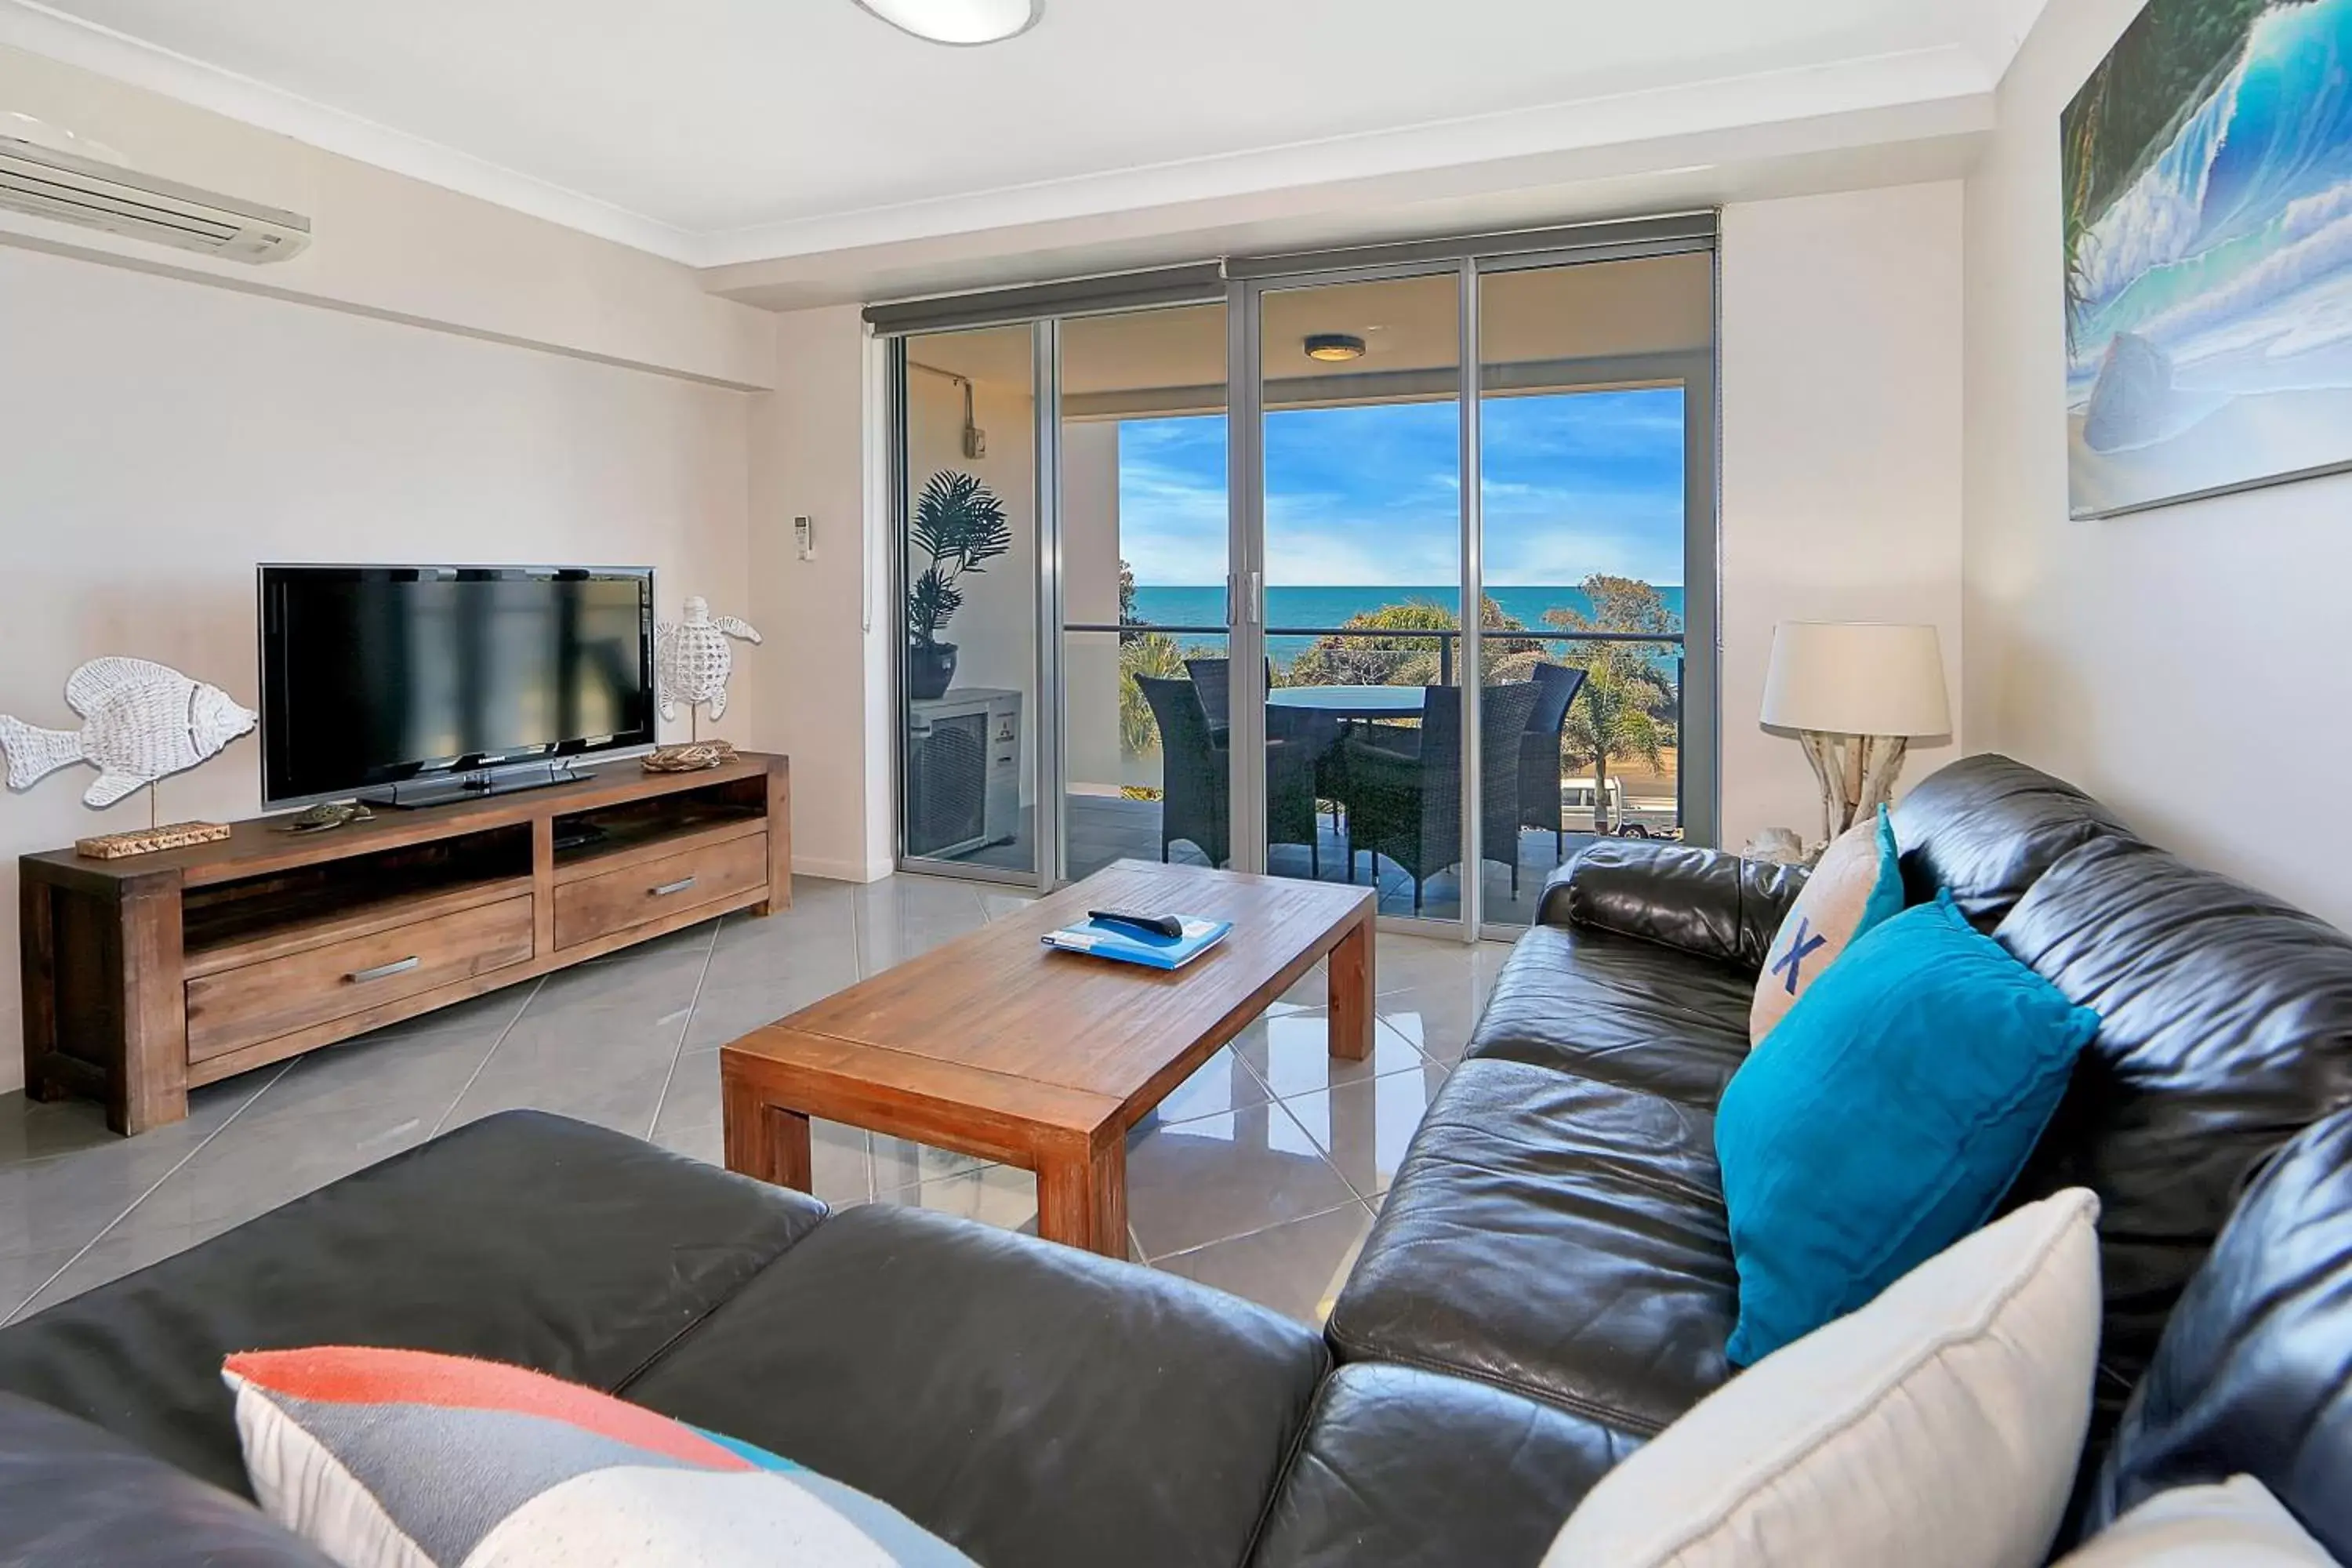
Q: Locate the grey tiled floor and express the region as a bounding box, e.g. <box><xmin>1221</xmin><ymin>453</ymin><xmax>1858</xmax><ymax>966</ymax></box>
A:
<box><xmin>0</xmin><ymin>873</ymin><xmax>1505</xmax><ymax>1329</ymax></box>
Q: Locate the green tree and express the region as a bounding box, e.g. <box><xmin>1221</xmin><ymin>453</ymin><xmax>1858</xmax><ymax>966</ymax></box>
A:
<box><xmin>1541</xmin><ymin>575</ymin><xmax>1680</xmax><ymax>832</ymax></box>
<box><xmin>1287</xmin><ymin>597</ymin><xmax>1543</xmax><ymax>688</ymax></box>
<box><xmin>1117</xmin><ymin>630</ymin><xmax>1189</xmax><ymax>757</ymax></box>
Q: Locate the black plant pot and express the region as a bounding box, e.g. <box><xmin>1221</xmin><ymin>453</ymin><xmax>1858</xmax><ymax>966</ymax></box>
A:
<box><xmin>908</xmin><ymin>641</ymin><xmax>958</xmax><ymax>701</ymax></box>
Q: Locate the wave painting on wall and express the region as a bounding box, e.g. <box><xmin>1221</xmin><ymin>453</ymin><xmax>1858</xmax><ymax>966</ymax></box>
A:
<box><xmin>2064</xmin><ymin>0</ymin><xmax>2352</xmax><ymax>517</ymax></box>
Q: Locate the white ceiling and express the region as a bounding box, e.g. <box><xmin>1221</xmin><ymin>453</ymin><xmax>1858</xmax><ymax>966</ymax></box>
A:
<box><xmin>0</xmin><ymin>0</ymin><xmax>2045</xmax><ymax>281</ymax></box>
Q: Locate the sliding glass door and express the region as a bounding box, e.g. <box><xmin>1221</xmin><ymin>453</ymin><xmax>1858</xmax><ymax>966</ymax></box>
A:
<box><xmin>1246</xmin><ymin>270</ymin><xmax>1465</xmax><ymax>916</ymax></box>
<box><xmin>1056</xmin><ymin>303</ymin><xmax>1229</xmax><ymax>883</ymax></box>
<box><xmin>884</xmin><ymin>222</ymin><xmax>1718</xmax><ymax>935</ymax></box>
<box><xmin>895</xmin><ymin>324</ymin><xmax>1042</xmax><ymax>884</ymax></box>
<box><xmin>1473</xmin><ymin>252</ymin><xmax>1716</xmax><ymax>931</ymax></box>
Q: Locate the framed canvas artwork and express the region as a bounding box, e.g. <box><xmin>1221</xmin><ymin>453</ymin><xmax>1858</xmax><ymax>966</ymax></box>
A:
<box><xmin>2064</xmin><ymin>0</ymin><xmax>2352</xmax><ymax>519</ymax></box>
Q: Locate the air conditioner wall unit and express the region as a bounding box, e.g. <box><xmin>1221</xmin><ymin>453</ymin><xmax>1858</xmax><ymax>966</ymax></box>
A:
<box><xmin>0</xmin><ymin>133</ymin><xmax>310</xmax><ymax>264</ymax></box>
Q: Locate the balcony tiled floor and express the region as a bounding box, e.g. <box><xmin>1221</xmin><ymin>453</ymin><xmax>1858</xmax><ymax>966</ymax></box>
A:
<box><xmin>0</xmin><ymin>872</ymin><xmax>1507</xmax><ymax>1330</ymax></box>
<box><xmin>948</xmin><ymin>791</ymin><xmax>1625</xmax><ymax>927</ymax></box>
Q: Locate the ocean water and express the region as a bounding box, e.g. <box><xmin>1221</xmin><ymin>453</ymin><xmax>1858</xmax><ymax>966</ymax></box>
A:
<box><xmin>1127</xmin><ymin>584</ymin><xmax>1686</xmax><ymax>670</ymax></box>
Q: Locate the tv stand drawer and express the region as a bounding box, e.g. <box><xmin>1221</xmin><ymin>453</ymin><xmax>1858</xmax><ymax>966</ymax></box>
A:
<box><xmin>186</xmin><ymin>895</ymin><xmax>535</xmax><ymax>1065</ymax></box>
<box><xmin>554</xmin><ymin>831</ymin><xmax>768</xmax><ymax>950</ymax></box>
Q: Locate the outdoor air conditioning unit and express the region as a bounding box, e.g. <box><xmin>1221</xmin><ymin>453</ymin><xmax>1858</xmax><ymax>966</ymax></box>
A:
<box><xmin>0</xmin><ymin>130</ymin><xmax>310</xmax><ymax>264</ymax></box>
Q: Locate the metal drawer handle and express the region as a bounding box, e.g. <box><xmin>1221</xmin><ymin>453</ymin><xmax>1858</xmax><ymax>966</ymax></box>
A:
<box><xmin>347</xmin><ymin>956</ymin><xmax>421</xmax><ymax>985</ymax></box>
<box><xmin>650</xmin><ymin>876</ymin><xmax>698</xmax><ymax>898</ymax></box>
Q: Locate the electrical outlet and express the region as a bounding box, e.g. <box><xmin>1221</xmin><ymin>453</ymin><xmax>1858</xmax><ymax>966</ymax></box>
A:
<box><xmin>793</xmin><ymin>514</ymin><xmax>815</xmax><ymax>561</ymax></box>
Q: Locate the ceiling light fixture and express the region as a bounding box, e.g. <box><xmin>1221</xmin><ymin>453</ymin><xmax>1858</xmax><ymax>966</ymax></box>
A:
<box><xmin>1305</xmin><ymin>333</ymin><xmax>1367</xmax><ymax>363</ymax></box>
<box><xmin>851</xmin><ymin>0</ymin><xmax>1041</xmax><ymax>45</ymax></box>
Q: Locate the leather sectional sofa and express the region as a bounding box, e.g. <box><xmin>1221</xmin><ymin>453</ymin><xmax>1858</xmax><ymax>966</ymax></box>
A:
<box><xmin>2</xmin><ymin>754</ymin><xmax>2348</xmax><ymax>1566</ymax></box>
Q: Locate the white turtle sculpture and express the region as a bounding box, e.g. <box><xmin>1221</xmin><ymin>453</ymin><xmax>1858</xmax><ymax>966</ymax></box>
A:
<box><xmin>654</xmin><ymin>597</ymin><xmax>762</xmax><ymax>730</ymax></box>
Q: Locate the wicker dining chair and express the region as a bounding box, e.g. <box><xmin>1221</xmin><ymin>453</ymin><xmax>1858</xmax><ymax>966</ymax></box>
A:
<box><xmin>1517</xmin><ymin>662</ymin><xmax>1590</xmax><ymax>866</ymax></box>
<box><xmin>1184</xmin><ymin>657</ymin><xmax>1234</xmax><ymax>742</ymax></box>
<box><xmin>1187</xmin><ymin>656</ymin><xmax>1346</xmax><ymax>840</ymax></box>
<box><xmin>1136</xmin><ymin>675</ymin><xmax>1322</xmax><ymax>874</ymax></box>
<box><xmin>1334</xmin><ymin>681</ymin><xmax>1543</xmax><ymax>909</ymax></box>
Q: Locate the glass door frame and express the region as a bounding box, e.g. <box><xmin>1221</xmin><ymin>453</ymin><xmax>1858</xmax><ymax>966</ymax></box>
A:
<box><xmin>886</xmin><ymin>321</ymin><xmax>1062</xmax><ymax>894</ymax></box>
<box><xmin>1469</xmin><ymin>249</ymin><xmax>1720</xmax><ymax>937</ymax></box>
<box><xmin>879</xmin><ymin>220</ymin><xmax>1721</xmax><ymax>927</ymax></box>
<box><xmin>1225</xmin><ymin>256</ymin><xmax>1481</xmax><ymax>941</ymax></box>
<box><xmin>1229</xmin><ymin>245</ymin><xmax>1720</xmax><ymax>942</ymax></box>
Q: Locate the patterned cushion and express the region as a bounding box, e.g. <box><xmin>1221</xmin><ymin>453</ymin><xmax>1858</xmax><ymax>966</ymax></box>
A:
<box><xmin>223</xmin><ymin>1347</ymin><xmax>975</xmax><ymax>1567</ymax></box>
<box><xmin>1750</xmin><ymin>805</ymin><xmax>1904</xmax><ymax>1044</ymax></box>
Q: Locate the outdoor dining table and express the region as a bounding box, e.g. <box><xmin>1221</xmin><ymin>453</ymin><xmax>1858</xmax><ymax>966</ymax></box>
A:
<box><xmin>1265</xmin><ymin>684</ymin><xmax>1425</xmax><ymax>719</ymax></box>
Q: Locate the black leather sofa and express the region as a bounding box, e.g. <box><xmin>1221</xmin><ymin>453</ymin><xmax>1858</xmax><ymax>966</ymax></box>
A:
<box><xmin>2</xmin><ymin>754</ymin><xmax>2348</xmax><ymax>1566</ymax></box>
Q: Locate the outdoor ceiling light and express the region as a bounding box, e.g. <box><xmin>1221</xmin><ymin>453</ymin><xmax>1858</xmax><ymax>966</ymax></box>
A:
<box><xmin>851</xmin><ymin>0</ymin><xmax>1040</xmax><ymax>45</ymax></box>
<box><xmin>1305</xmin><ymin>333</ymin><xmax>1367</xmax><ymax>362</ymax></box>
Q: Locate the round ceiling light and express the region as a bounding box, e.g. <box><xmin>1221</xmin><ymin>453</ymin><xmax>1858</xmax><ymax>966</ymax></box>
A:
<box><xmin>851</xmin><ymin>0</ymin><xmax>1041</xmax><ymax>45</ymax></box>
<box><xmin>1305</xmin><ymin>333</ymin><xmax>1367</xmax><ymax>363</ymax></box>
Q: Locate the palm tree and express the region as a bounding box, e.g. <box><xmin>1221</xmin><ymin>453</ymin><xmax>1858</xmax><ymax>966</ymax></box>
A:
<box><xmin>1117</xmin><ymin>630</ymin><xmax>1188</xmax><ymax>756</ymax></box>
<box><xmin>1559</xmin><ymin>654</ymin><xmax>1668</xmax><ymax>831</ymax></box>
<box><xmin>1544</xmin><ymin>575</ymin><xmax>1679</xmax><ymax>832</ymax></box>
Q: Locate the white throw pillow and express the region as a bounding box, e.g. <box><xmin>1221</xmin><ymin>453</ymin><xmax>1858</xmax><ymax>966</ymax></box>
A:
<box><xmin>1544</xmin><ymin>1188</ymin><xmax>2102</xmax><ymax>1568</ymax></box>
<box><xmin>2054</xmin><ymin>1476</ymin><xmax>2338</xmax><ymax>1567</ymax></box>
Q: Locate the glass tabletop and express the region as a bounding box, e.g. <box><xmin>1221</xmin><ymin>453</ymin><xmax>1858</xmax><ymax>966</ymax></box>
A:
<box><xmin>1265</xmin><ymin>684</ymin><xmax>1427</xmax><ymax>716</ymax></box>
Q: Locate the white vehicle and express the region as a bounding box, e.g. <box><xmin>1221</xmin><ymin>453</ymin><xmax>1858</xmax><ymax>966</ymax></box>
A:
<box><xmin>1562</xmin><ymin>777</ymin><xmax>1682</xmax><ymax>839</ymax></box>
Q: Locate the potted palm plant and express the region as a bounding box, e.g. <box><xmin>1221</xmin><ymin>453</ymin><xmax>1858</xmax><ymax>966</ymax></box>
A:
<box><xmin>906</xmin><ymin>470</ymin><xmax>1011</xmax><ymax>701</ymax></box>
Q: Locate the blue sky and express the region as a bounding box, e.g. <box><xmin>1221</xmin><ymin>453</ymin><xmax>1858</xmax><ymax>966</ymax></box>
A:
<box><xmin>1116</xmin><ymin>387</ymin><xmax>1686</xmax><ymax>586</ymax></box>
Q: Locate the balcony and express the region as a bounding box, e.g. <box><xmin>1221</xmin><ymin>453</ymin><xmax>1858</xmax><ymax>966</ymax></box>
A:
<box><xmin>1058</xmin><ymin>619</ymin><xmax>1686</xmax><ymax>927</ymax></box>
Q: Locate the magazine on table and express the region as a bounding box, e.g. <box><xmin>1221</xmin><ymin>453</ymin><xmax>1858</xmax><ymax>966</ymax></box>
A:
<box><xmin>1040</xmin><ymin>913</ymin><xmax>1232</xmax><ymax>971</ymax></box>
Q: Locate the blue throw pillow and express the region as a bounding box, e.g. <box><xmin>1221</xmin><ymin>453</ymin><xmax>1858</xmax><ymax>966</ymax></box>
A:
<box><xmin>1715</xmin><ymin>889</ymin><xmax>2100</xmax><ymax>1365</ymax></box>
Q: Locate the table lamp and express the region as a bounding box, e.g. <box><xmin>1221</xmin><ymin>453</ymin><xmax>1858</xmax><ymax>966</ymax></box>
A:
<box><xmin>1760</xmin><ymin>622</ymin><xmax>1951</xmax><ymax>851</ymax></box>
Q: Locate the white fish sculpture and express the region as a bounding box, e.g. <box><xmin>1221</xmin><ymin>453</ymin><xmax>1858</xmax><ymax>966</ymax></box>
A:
<box><xmin>1</xmin><ymin>657</ymin><xmax>256</xmax><ymax>808</ymax></box>
<box><xmin>654</xmin><ymin>596</ymin><xmax>761</xmax><ymax>722</ymax></box>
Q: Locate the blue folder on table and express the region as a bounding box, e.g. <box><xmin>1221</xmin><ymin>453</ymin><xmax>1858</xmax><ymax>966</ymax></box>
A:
<box><xmin>1040</xmin><ymin>914</ymin><xmax>1232</xmax><ymax>971</ymax></box>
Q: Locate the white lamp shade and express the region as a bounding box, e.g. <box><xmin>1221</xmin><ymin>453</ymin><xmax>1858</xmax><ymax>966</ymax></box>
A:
<box><xmin>852</xmin><ymin>0</ymin><xmax>1040</xmax><ymax>44</ymax></box>
<box><xmin>1760</xmin><ymin>622</ymin><xmax>1951</xmax><ymax>737</ymax></box>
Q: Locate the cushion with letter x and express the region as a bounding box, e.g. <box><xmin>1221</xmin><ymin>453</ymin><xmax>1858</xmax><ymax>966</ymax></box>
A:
<box><xmin>1749</xmin><ymin>805</ymin><xmax>1904</xmax><ymax>1046</ymax></box>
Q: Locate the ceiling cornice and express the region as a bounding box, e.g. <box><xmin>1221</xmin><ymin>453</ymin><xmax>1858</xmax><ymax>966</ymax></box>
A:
<box><xmin>0</xmin><ymin>1</ymin><xmax>2009</xmax><ymax>277</ymax></box>
<box><xmin>691</xmin><ymin>43</ymin><xmax>1995</xmax><ymax>267</ymax></box>
<box><xmin>0</xmin><ymin>0</ymin><xmax>702</xmax><ymax>261</ymax></box>
<box><xmin>1969</xmin><ymin>0</ymin><xmax>2058</xmax><ymax>88</ymax></box>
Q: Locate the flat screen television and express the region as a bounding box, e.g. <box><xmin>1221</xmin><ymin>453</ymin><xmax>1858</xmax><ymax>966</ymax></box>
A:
<box><xmin>259</xmin><ymin>564</ymin><xmax>656</xmax><ymax>809</ymax></box>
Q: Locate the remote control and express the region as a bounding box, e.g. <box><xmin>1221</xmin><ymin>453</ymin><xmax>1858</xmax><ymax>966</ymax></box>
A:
<box><xmin>1087</xmin><ymin>909</ymin><xmax>1186</xmax><ymax>940</ymax></box>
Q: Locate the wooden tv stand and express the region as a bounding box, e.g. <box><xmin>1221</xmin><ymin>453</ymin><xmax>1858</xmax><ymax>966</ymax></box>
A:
<box><xmin>20</xmin><ymin>753</ymin><xmax>790</xmax><ymax>1135</ymax></box>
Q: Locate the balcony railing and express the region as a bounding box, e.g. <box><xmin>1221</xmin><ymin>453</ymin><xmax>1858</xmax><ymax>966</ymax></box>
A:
<box><xmin>1067</xmin><ymin>620</ymin><xmax>1687</xmax><ymax>833</ymax></box>
<box><xmin>1063</xmin><ymin>622</ymin><xmax>1684</xmax><ymax>688</ymax></box>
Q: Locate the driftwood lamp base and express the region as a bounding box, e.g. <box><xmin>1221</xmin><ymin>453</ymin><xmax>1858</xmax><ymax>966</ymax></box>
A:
<box><xmin>1796</xmin><ymin>731</ymin><xmax>1911</xmax><ymax>848</ymax></box>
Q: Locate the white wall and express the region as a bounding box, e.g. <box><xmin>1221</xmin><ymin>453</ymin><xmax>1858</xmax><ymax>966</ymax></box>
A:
<box><xmin>1719</xmin><ymin>183</ymin><xmax>1968</xmax><ymax>850</ymax></box>
<box><xmin>1964</xmin><ymin>0</ymin><xmax>2352</xmax><ymax>931</ymax></box>
<box><xmin>0</xmin><ymin>241</ymin><xmax>760</xmax><ymax>1094</ymax></box>
<box><xmin>747</xmin><ymin>305</ymin><xmax>895</xmax><ymax>882</ymax></box>
<box><xmin>0</xmin><ymin>42</ymin><xmax>773</xmax><ymax>389</ymax></box>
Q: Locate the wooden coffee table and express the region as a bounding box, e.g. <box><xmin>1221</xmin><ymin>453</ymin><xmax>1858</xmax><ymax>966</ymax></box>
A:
<box><xmin>720</xmin><ymin>860</ymin><xmax>1376</xmax><ymax>1256</ymax></box>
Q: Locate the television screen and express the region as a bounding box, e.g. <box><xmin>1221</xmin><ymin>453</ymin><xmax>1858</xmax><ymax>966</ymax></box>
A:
<box><xmin>260</xmin><ymin>565</ymin><xmax>655</xmax><ymax>807</ymax></box>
